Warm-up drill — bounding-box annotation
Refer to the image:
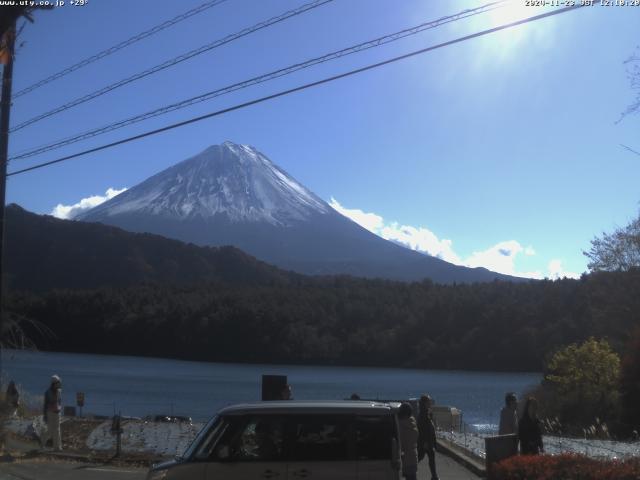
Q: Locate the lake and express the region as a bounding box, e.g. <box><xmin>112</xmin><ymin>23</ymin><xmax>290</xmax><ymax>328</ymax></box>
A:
<box><xmin>1</xmin><ymin>349</ymin><xmax>539</xmax><ymax>431</ymax></box>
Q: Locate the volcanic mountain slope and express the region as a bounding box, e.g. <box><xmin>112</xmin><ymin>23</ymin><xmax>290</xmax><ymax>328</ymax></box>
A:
<box><xmin>77</xmin><ymin>141</ymin><xmax>518</xmax><ymax>283</ymax></box>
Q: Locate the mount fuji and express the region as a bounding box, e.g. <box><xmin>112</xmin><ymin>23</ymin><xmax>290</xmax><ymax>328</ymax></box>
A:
<box><xmin>77</xmin><ymin>141</ymin><xmax>516</xmax><ymax>283</ymax></box>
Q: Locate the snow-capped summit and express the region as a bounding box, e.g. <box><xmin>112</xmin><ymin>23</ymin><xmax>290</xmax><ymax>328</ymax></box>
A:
<box><xmin>78</xmin><ymin>142</ymin><xmax>516</xmax><ymax>283</ymax></box>
<box><xmin>80</xmin><ymin>141</ymin><xmax>328</xmax><ymax>226</ymax></box>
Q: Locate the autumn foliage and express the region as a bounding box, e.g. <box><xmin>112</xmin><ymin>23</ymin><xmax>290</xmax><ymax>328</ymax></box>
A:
<box><xmin>543</xmin><ymin>338</ymin><xmax>621</xmax><ymax>427</ymax></box>
<box><xmin>492</xmin><ymin>454</ymin><xmax>640</xmax><ymax>480</ymax></box>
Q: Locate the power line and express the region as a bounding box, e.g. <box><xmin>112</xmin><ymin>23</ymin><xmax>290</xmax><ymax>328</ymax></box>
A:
<box><xmin>9</xmin><ymin>1</ymin><xmax>506</xmax><ymax>161</ymax></box>
<box><xmin>7</xmin><ymin>4</ymin><xmax>585</xmax><ymax>177</ymax></box>
<box><xmin>10</xmin><ymin>0</ymin><xmax>335</xmax><ymax>132</ymax></box>
<box><xmin>12</xmin><ymin>0</ymin><xmax>229</xmax><ymax>99</ymax></box>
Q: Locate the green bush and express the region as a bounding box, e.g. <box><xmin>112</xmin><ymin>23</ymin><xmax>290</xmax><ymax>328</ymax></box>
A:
<box><xmin>540</xmin><ymin>338</ymin><xmax>621</xmax><ymax>429</ymax></box>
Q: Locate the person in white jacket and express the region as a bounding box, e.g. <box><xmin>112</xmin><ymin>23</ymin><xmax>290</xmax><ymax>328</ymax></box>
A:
<box><xmin>41</xmin><ymin>375</ymin><xmax>62</xmax><ymax>451</ymax></box>
<box><xmin>398</xmin><ymin>403</ymin><xmax>419</xmax><ymax>480</ymax></box>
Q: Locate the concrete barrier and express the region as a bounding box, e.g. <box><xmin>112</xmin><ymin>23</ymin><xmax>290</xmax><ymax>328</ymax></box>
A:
<box><xmin>435</xmin><ymin>437</ymin><xmax>486</xmax><ymax>477</ymax></box>
<box><xmin>484</xmin><ymin>434</ymin><xmax>518</xmax><ymax>479</ymax></box>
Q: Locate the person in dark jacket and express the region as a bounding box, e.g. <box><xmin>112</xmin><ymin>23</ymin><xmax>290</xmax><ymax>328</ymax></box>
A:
<box><xmin>6</xmin><ymin>381</ymin><xmax>20</xmax><ymax>416</ymax></box>
<box><xmin>499</xmin><ymin>392</ymin><xmax>518</xmax><ymax>435</ymax></box>
<box><xmin>417</xmin><ymin>395</ymin><xmax>439</xmax><ymax>480</ymax></box>
<box><xmin>279</xmin><ymin>384</ymin><xmax>292</xmax><ymax>400</ymax></box>
<box><xmin>518</xmin><ymin>397</ymin><xmax>544</xmax><ymax>455</ymax></box>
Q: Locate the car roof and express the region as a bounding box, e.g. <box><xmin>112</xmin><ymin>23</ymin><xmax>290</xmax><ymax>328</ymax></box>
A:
<box><xmin>218</xmin><ymin>400</ymin><xmax>398</xmax><ymax>416</ymax></box>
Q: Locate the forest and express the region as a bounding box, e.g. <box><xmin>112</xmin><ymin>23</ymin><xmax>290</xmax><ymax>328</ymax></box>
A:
<box><xmin>4</xmin><ymin>204</ymin><xmax>640</xmax><ymax>373</ymax></box>
<box><xmin>7</xmin><ymin>268</ymin><xmax>639</xmax><ymax>372</ymax></box>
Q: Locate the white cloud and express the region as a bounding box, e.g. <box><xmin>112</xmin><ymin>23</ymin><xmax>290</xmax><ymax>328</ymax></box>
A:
<box><xmin>380</xmin><ymin>223</ymin><xmax>462</xmax><ymax>265</ymax></box>
<box><xmin>465</xmin><ymin>241</ymin><xmax>543</xmax><ymax>279</ymax></box>
<box><xmin>547</xmin><ymin>259</ymin><xmax>581</xmax><ymax>280</ymax></box>
<box><xmin>51</xmin><ymin>187</ymin><xmax>127</xmax><ymax>220</ymax></box>
<box><xmin>329</xmin><ymin>198</ymin><xmax>384</xmax><ymax>233</ymax></box>
<box><xmin>329</xmin><ymin>198</ymin><xmax>460</xmax><ymax>264</ymax></box>
<box><xmin>330</xmin><ymin>198</ymin><xmax>580</xmax><ymax>280</ymax></box>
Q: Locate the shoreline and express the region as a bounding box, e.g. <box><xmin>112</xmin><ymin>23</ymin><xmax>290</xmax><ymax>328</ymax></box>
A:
<box><xmin>1</xmin><ymin>347</ymin><xmax>543</xmax><ymax>375</ymax></box>
<box><xmin>1</xmin><ymin>349</ymin><xmax>541</xmax><ymax>427</ymax></box>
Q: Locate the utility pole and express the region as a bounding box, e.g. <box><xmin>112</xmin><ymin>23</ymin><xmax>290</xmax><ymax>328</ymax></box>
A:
<box><xmin>0</xmin><ymin>19</ymin><xmax>16</xmax><ymax>382</ymax></box>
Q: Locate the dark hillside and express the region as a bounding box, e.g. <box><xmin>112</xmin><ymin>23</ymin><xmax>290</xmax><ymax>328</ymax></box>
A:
<box><xmin>3</xmin><ymin>204</ymin><xmax>298</xmax><ymax>291</ymax></box>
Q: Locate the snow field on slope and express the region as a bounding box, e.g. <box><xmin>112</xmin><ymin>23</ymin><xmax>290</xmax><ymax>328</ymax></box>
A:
<box><xmin>87</xmin><ymin>142</ymin><xmax>328</xmax><ymax>225</ymax></box>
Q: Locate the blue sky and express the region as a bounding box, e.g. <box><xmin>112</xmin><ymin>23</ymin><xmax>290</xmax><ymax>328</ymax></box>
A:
<box><xmin>4</xmin><ymin>0</ymin><xmax>639</xmax><ymax>279</ymax></box>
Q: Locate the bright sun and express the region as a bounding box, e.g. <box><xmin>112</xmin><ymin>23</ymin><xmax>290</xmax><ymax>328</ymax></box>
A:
<box><xmin>489</xmin><ymin>2</ymin><xmax>541</xmax><ymax>26</ymax></box>
<box><xmin>478</xmin><ymin>0</ymin><xmax>549</xmax><ymax>56</ymax></box>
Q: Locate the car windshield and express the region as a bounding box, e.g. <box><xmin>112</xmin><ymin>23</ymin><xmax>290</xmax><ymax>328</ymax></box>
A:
<box><xmin>181</xmin><ymin>415</ymin><xmax>221</xmax><ymax>461</ymax></box>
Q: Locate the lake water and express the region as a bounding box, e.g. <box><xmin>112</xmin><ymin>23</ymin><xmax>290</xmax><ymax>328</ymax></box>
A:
<box><xmin>1</xmin><ymin>349</ymin><xmax>540</xmax><ymax>431</ymax></box>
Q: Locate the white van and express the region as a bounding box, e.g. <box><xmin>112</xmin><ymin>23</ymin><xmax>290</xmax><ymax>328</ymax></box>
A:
<box><xmin>146</xmin><ymin>400</ymin><xmax>401</xmax><ymax>480</ymax></box>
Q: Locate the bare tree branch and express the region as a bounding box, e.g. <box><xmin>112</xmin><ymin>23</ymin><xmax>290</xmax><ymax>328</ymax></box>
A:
<box><xmin>617</xmin><ymin>46</ymin><xmax>640</xmax><ymax>122</ymax></box>
<box><xmin>584</xmin><ymin>212</ymin><xmax>640</xmax><ymax>271</ymax></box>
<box><xmin>620</xmin><ymin>144</ymin><xmax>640</xmax><ymax>157</ymax></box>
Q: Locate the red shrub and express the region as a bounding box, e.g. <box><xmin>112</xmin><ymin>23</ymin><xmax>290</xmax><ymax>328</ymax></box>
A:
<box><xmin>492</xmin><ymin>453</ymin><xmax>640</xmax><ymax>480</ymax></box>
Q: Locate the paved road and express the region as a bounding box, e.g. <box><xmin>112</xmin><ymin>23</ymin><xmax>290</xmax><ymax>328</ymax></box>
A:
<box><xmin>0</xmin><ymin>460</ymin><xmax>147</xmax><ymax>480</ymax></box>
<box><xmin>420</xmin><ymin>451</ymin><xmax>481</xmax><ymax>479</ymax></box>
<box><xmin>0</xmin><ymin>451</ymin><xmax>478</xmax><ymax>480</ymax></box>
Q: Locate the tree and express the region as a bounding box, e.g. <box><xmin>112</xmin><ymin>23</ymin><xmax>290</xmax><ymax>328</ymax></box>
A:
<box><xmin>584</xmin><ymin>211</ymin><xmax>640</xmax><ymax>271</ymax></box>
<box><xmin>544</xmin><ymin>338</ymin><xmax>621</xmax><ymax>425</ymax></box>
<box><xmin>620</xmin><ymin>46</ymin><xmax>639</xmax><ymax>120</ymax></box>
<box><xmin>0</xmin><ymin>5</ymin><xmax>52</xmax><ymax>40</ymax></box>
<box><xmin>619</xmin><ymin>329</ymin><xmax>640</xmax><ymax>432</ymax></box>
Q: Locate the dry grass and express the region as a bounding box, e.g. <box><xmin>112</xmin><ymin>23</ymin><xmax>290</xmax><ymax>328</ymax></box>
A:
<box><xmin>4</xmin><ymin>417</ymin><xmax>162</xmax><ymax>467</ymax></box>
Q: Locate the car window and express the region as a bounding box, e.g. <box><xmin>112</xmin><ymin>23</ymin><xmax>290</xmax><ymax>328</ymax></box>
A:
<box><xmin>355</xmin><ymin>415</ymin><xmax>393</xmax><ymax>460</ymax></box>
<box><xmin>188</xmin><ymin>416</ymin><xmax>223</xmax><ymax>460</ymax></box>
<box><xmin>289</xmin><ymin>414</ymin><xmax>351</xmax><ymax>461</ymax></box>
<box><xmin>191</xmin><ymin>415</ymin><xmax>246</xmax><ymax>461</ymax></box>
<box><xmin>231</xmin><ymin>416</ymin><xmax>285</xmax><ymax>462</ymax></box>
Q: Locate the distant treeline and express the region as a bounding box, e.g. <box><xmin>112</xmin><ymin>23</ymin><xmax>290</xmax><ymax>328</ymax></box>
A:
<box><xmin>8</xmin><ymin>269</ymin><xmax>640</xmax><ymax>372</ymax></box>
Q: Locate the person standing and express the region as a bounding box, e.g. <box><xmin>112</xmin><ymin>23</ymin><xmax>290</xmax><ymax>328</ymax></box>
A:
<box><xmin>498</xmin><ymin>392</ymin><xmax>518</xmax><ymax>435</ymax></box>
<box><xmin>518</xmin><ymin>397</ymin><xmax>544</xmax><ymax>455</ymax></box>
<box><xmin>417</xmin><ymin>395</ymin><xmax>439</xmax><ymax>480</ymax></box>
<box><xmin>5</xmin><ymin>381</ymin><xmax>19</xmax><ymax>416</ymax></box>
<box><xmin>41</xmin><ymin>375</ymin><xmax>63</xmax><ymax>451</ymax></box>
<box><xmin>398</xmin><ymin>403</ymin><xmax>419</xmax><ymax>480</ymax></box>
<box><xmin>279</xmin><ymin>384</ymin><xmax>293</xmax><ymax>400</ymax></box>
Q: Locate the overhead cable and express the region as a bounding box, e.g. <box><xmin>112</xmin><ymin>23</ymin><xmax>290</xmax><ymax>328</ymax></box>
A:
<box><xmin>9</xmin><ymin>0</ymin><xmax>506</xmax><ymax>161</ymax></box>
<box><xmin>13</xmin><ymin>0</ymin><xmax>229</xmax><ymax>99</ymax></box>
<box><xmin>7</xmin><ymin>4</ymin><xmax>585</xmax><ymax>177</ymax></box>
<box><xmin>10</xmin><ymin>0</ymin><xmax>335</xmax><ymax>131</ymax></box>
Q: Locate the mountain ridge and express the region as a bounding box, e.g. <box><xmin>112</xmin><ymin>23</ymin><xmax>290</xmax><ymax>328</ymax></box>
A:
<box><xmin>4</xmin><ymin>204</ymin><xmax>299</xmax><ymax>292</ymax></box>
<box><xmin>77</xmin><ymin>141</ymin><xmax>522</xmax><ymax>284</ymax></box>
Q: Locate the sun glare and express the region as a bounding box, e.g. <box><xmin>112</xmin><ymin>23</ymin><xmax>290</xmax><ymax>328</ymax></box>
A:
<box><xmin>489</xmin><ymin>1</ymin><xmax>544</xmax><ymax>26</ymax></box>
<box><xmin>475</xmin><ymin>0</ymin><xmax>550</xmax><ymax>59</ymax></box>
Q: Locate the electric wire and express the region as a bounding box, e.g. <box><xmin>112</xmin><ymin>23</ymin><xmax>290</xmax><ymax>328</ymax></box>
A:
<box><xmin>10</xmin><ymin>0</ymin><xmax>335</xmax><ymax>132</ymax></box>
<box><xmin>7</xmin><ymin>4</ymin><xmax>585</xmax><ymax>177</ymax></box>
<box><xmin>9</xmin><ymin>0</ymin><xmax>506</xmax><ymax>162</ymax></box>
<box><xmin>12</xmin><ymin>0</ymin><xmax>229</xmax><ymax>99</ymax></box>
